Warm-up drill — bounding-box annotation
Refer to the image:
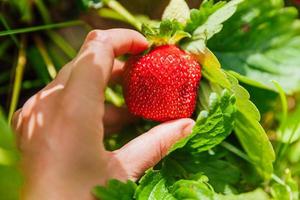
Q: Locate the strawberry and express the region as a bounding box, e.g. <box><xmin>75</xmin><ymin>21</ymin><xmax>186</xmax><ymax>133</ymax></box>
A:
<box><xmin>123</xmin><ymin>45</ymin><xmax>201</xmax><ymax>122</ymax></box>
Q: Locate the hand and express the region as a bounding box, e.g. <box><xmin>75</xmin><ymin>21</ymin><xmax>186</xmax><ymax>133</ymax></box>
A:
<box><xmin>12</xmin><ymin>29</ymin><xmax>195</xmax><ymax>200</ymax></box>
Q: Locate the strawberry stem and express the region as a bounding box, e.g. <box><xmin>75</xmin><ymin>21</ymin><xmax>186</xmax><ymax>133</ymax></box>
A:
<box><xmin>102</xmin><ymin>0</ymin><xmax>142</xmax><ymax>31</ymax></box>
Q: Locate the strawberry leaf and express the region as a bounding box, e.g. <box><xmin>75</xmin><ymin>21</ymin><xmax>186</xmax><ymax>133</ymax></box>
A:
<box><xmin>215</xmin><ymin>189</ymin><xmax>269</xmax><ymax>200</ymax></box>
<box><xmin>93</xmin><ymin>179</ymin><xmax>136</xmax><ymax>200</ymax></box>
<box><xmin>270</xmin><ymin>169</ymin><xmax>299</xmax><ymax>200</ymax></box>
<box><xmin>183</xmin><ymin>0</ymin><xmax>244</xmax><ymax>53</ymax></box>
<box><xmin>169</xmin><ymin>89</ymin><xmax>236</xmax><ymax>154</ymax></box>
<box><xmin>226</xmin><ymin>73</ymin><xmax>275</xmax><ymax>179</ymax></box>
<box><xmin>162</xmin><ymin>0</ymin><xmax>190</xmax><ymax>24</ymax></box>
<box><xmin>133</xmin><ymin>152</ymin><xmax>268</xmax><ymax>200</ymax></box>
<box><xmin>195</xmin><ymin>48</ymin><xmax>231</xmax><ymax>89</ymax></box>
<box><xmin>134</xmin><ymin>170</ymin><xmax>176</xmax><ymax>200</ymax></box>
<box><xmin>208</xmin><ymin>0</ymin><xmax>300</xmax><ymax>94</ymax></box>
<box><xmin>185</xmin><ymin>0</ymin><xmax>226</xmax><ymax>33</ymax></box>
<box><xmin>135</xmin><ymin>169</ymin><xmax>215</xmax><ymax>200</ymax></box>
<box><xmin>195</xmin><ymin>46</ymin><xmax>275</xmax><ymax>179</ymax></box>
<box><xmin>165</xmin><ymin>150</ymin><xmax>241</xmax><ymax>193</ymax></box>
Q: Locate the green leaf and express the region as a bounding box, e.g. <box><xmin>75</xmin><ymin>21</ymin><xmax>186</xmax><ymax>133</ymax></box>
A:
<box><xmin>226</xmin><ymin>73</ymin><xmax>275</xmax><ymax>179</ymax></box>
<box><xmin>228</xmin><ymin>71</ymin><xmax>272</xmax><ymax>91</ymax></box>
<box><xmin>169</xmin><ymin>89</ymin><xmax>236</xmax><ymax>154</ymax></box>
<box><xmin>135</xmin><ymin>167</ymin><xmax>217</xmax><ymax>200</ymax></box>
<box><xmin>162</xmin><ymin>0</ymin><xmax>190</xmax><ymax>24</ymax></box>
<box><xmin>133</xmin><ymin>156</ymin><xmax>265</xmax><ymax>200</ymax></box>
<box><xmin>0</xmin><ymin>166</ymin><xmax>22</xmax><ymax>200</ymax></box>
<box><xmin>170</xmin><ymin>179</ymin><xmax>215</xmax><ymax>199</ymax></box>
<box><xmin>135</xmin><ymin>170</ymin><xmax>176</xmax><ymax>200</ymax></box>
<box><xmin>288</xmin><ymin>139</ymin><xmax>300</xmax><ymax>165</ymax></box>
<box><xmin>199</xmin><ymin>51</ymin><xmax>275</xmax><ymax>179</ymax></box>
<box><xmin>166</xmin><ymin>150</ymin><xmax>241</xmax><ymax>193</ymax></box>
<box><xmin>0</xmin><ymin>110</ymin><xmax>16</xmax><ymax>151</ymax></box>
<box><xmin>278</xmin><ymin>100</ymin><xmax>300</xmax><ymax>143</ymax></box>
<box><xmin>208</xmin><ymin>0</ymin><xmax>300</xmax><ymax>94</ymax></box>
<box><xmin>215</xmin><ymin>189</ymin><xmax>269</xmax><ymax>200</ymax></box>
<box><xmin>183</xmin><ymin>0</ymin><xmax>243</xmax><ymax>53</ymax></box>
<box><xmin>196</xmin><ymin>48</ymin><xmax>231</xmax><ymax>89</ymax></box>
<box><xmin>0</xmin><ymin>109</ymin><xmax>22</xmax><ymax>200</ymax></box>
<box><xmin>185</xmin><ymin>0</ymin><xmax>226</xmax><ymax>33</ymax></box>
<box><xmin>78</xmin><ymin>0</ymin><xmax>103</xmax><ymax>10</ymax></box>
<box><xmin>93</xmin><ymin>179</ymin><xmax>136</xmax><ymax>200</ymax></box>
<box><xmin>271</xmin><ymin>170</ymin><xmax>299</xmax><ymax>200</ymax></box>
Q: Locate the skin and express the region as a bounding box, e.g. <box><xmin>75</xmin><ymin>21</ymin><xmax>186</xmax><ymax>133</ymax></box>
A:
<box><xmin>12</xmin><ymin>29</ymin><xmax>195</xmax><ymax>200</ymax></box>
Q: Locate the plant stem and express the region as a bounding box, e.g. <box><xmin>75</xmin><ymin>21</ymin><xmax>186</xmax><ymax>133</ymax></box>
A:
<box><xmin>102</xmin><ymin>0</ymin><xmax>142</xmax><ymax>31</ymax></box>
<box><xmin>272</xmin><ymin>80</ymin><xmax>288</xmax><ymax>131</ymax></box>
<box><xmin>0</xmin><ymin>14</ymin><xmax>19</xmax><ymax>46</ymax></box>
<box><xmin>8</xmin><ymin>37</ymin><xmax>27</xmax><ymax>123</ymax></box>
<box><xmin>221</xmin><ymin>141</ymin><xmax>254</xmax><ymax>164</ymax></box>
<box><xmin>34</xmin><ymin>35</ymin><xmax>57</xmax><ymax>79</ymax></box>
<box><xmin>0</xmin><ymin>20</ymin><xmax>84</xmax><ymax>37</ymax></box>
<box><xmin>105</xmin><ymin>87</ymin><xmax>125</xmax><ymax>107</ymax></box>
<box><xmin>47</xmin><ymin>30</ymin><xmax>77</xmax><ymax>59</ymax></box>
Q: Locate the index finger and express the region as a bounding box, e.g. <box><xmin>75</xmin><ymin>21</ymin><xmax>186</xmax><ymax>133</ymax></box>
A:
<box><xmin>64</xmin><ymin>29</ymin><xmax>148</xmax><ymax>99</ymax></box>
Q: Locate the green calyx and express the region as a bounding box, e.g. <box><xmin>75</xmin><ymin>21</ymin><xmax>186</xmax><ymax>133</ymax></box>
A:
<box><xmin>141</xmin><ymin>0</ymin><xmax>244</xmax><ymax>50</ymax></box>
<box><xmin>141</xmin><ymin>20</ymin><xmax>191</xmax><ymax>46</ymax></box>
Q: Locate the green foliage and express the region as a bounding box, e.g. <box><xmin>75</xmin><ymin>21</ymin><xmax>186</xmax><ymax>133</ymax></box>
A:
<box><xmin>162</xmin><ymin>0</ymin><xmax>190</xmax><ymax>24</ymax></box>
<box><xmin>208</xmin><ymin>0</ymin><xmax>300</xmax><ymax>94</ymax></box>
<box><xmin>9</xmin><ymin>0</ymin><xmax>33</xmax><ymax>22</ymax></box>
<box><xmin>135</xmin><ymin>169</ymin><xmax>215</xmax><ymax>200</ymax></box>
<box><xmin>98</xmin><ymin>150</ymin><xmax>268</xmax><ymax>200</ymax></box>
<box><xmin>0</xmin><ymin>109</ymin><xmax>22</xmax><ymax>200</ymax></box>
<box><xmin>185</xmin><ymin>0</ymin><xmax>226</xmax><ymax>33</ymax></box>
<box><xmin>183</xmin><ymin>0</ymin><xmax>243</xmax><ymax>53</ymax></box>
<box><xmin>200</xmin><ymin>52</ymin><xmax>275</xmax><ymax>179</ymax></box>
<box><xmin>93</xmin><ymin>179</ymin><xmax>137</xmax><ymax>200</ymax></box>
<box><xmin>215</xmin><ymin>189</ymin><xmax>269</xmax><ymax>200</ymax></box>
<box><xmin>165</xmin><ymin>150</ymin><xmax>241</xmax><ymax>193</ymax></box>
<box><xmin>169</xmin><ymin>89</ymin><xmax>236</xmax><ymax>154</ymax></box>
<box><xmin>278</xmin><ymin>101</ymin><xmax>300</xmax><ymax>143</ymax></box>
<box><xmin>271</xmin><ymin>170</ymin><xmax>299</xmax><ymax>200</ymax></box>
<box><xmin>227</xmin><ymin>73</ymin><xmax>275</xmax><ymax>179</ymax></box>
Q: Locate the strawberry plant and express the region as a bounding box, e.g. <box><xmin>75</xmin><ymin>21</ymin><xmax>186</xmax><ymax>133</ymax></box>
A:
<box><xmin>90</xmin><ymin>0</ymin><xmax>300</xmax><ymax>199</ymax></box>
<box><xmin>0</xmin><ymin>0</ymin><xmax>300</xmax><ymax>199</ymax></box>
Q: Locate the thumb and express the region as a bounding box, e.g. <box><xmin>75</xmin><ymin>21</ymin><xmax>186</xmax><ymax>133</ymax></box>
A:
<box><xmin>113</xmin><ymin>118</ymin><xmax>195</xmax><ymax>180</ymax></box>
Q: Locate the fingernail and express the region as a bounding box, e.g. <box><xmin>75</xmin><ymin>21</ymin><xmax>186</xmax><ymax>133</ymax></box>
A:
<box><xmin>183</xmin><ymin>120</ymin><xmax>195</xmax><ymax>136</ymax></box>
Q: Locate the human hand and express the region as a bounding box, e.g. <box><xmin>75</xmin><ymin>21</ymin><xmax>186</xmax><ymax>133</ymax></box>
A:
<box><xmin>12</xmin><ymin>29</ymin><xmax>195</xmax><ymax>200</ymax></box>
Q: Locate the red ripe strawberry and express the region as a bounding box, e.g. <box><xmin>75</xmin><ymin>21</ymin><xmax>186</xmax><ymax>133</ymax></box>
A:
<box><xmin>123</xmin><ymin>45</ymin><xmax>201</xmax><ymax>122</ymax></box>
